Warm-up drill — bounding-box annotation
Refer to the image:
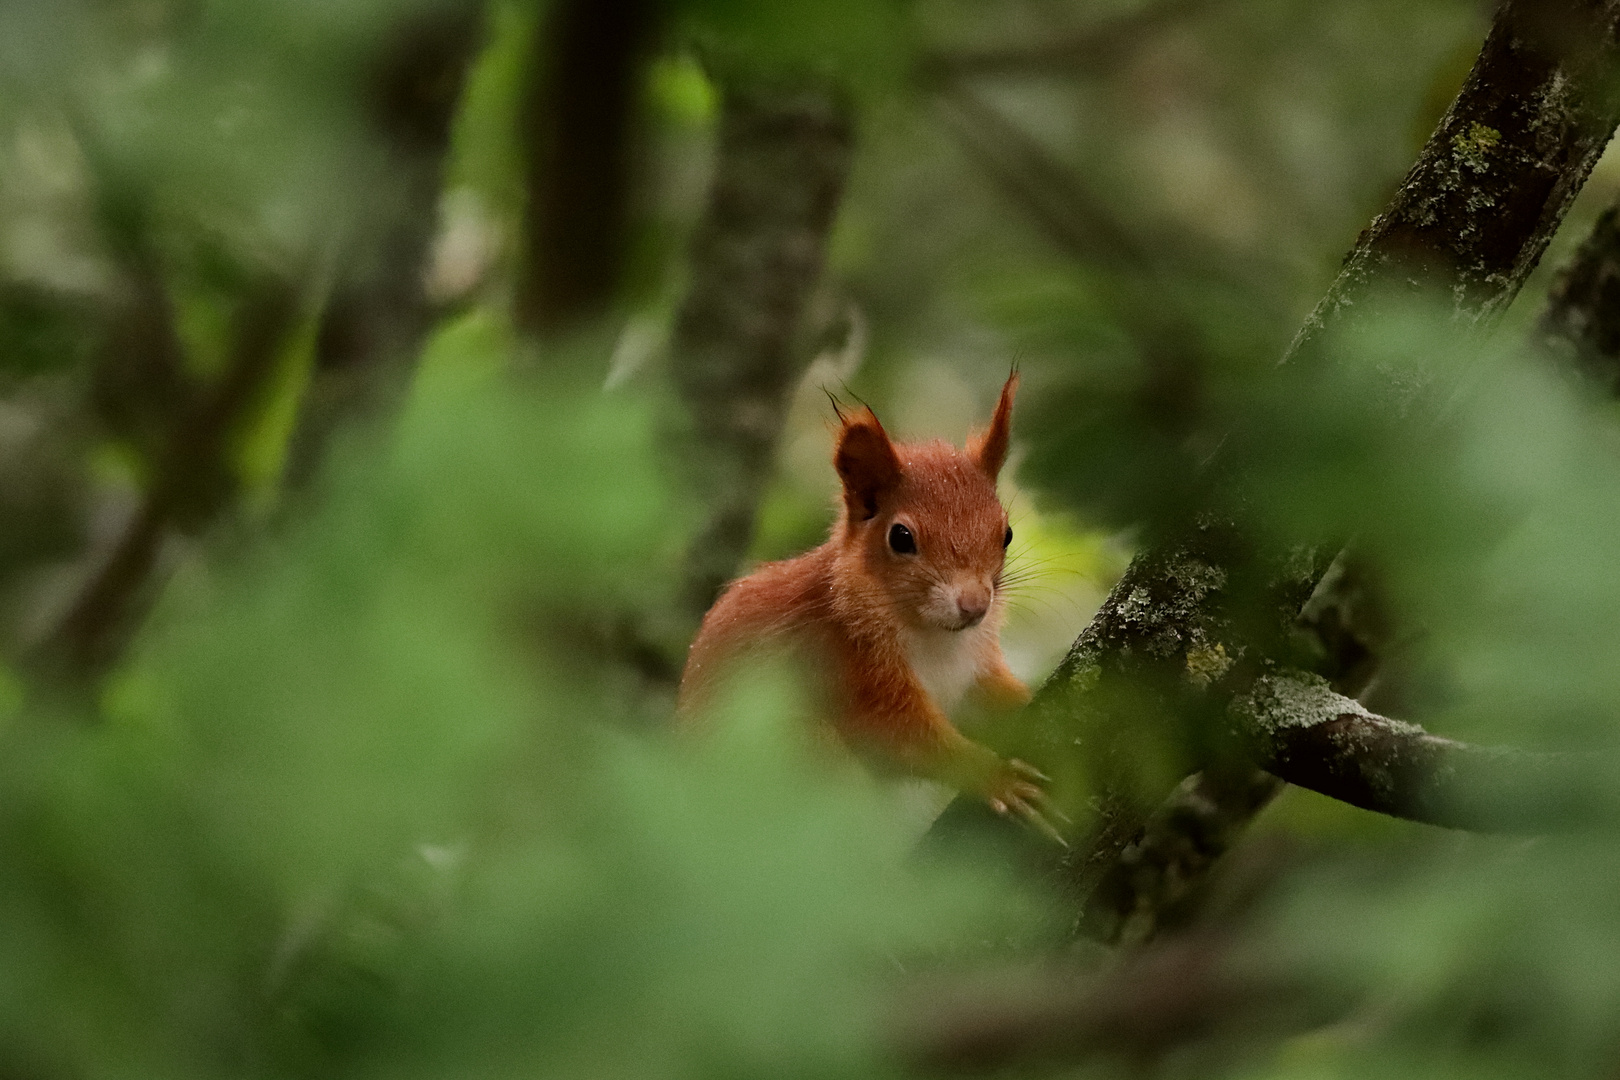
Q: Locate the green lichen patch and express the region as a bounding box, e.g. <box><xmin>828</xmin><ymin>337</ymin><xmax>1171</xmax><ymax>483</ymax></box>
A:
<box><xmin>1451</xmin><ymin>121</ymin><xmax>1501</xmax><ymax>173</ymax></box>
<box><xmin>1066</xmin><ymin>662</ymin><xmax>1102</xmax><ymax>694</ymax></box>
<box><xmin>1184</xmin><ymin>642</ymin><xmax>1232</xmax><ymax>687</ymax></box>
<box><xmin>1231</xmin><ymin>672</ymin><xmax>1368</xmax><ymax>737</ymax></box>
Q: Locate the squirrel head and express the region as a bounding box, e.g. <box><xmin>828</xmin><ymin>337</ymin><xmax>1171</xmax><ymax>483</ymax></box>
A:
<box><xmin>831</xmin><ymin>373</ymin><xmax>1018</xmax><ymax>632</ymax></box>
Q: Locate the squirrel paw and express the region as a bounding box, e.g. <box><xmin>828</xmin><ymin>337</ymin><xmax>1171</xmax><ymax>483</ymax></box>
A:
<box><xmin>983</xmin><ymin>759</ymin><xmax>1070</xmax><ymax>847</ymax></box>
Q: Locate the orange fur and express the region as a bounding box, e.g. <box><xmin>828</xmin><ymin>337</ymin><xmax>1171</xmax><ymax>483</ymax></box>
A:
<box><xmin>679</xmin><ymin>373</ymin><xmax>1038</xmax><ymax>808</ymax></box>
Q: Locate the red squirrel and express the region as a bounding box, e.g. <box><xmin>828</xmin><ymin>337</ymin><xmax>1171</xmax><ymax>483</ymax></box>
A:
<box><xmin>678</xmin><ymin>373</ymin><xmax>1063</xmax><ymax>840</ymax></box>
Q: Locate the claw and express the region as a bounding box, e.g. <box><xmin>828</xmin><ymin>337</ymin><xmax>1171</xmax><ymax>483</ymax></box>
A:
<box><xmin>1028</xmin><ymin>788</ymin><xmax>1073</xmax><ymax>827</ymax></box>
<box><xmin>1009</xmin><ymin>759</ymin><xmax>1051</xmax><ymax>784</ymax></box>
<box><xmin>1007</xmin><ymin>795</ymin><xmax>1069</xmax><ymax>848</ymax></box>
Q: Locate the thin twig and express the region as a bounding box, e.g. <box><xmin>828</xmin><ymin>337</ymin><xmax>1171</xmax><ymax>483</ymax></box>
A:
<box><xmin>918</xmin><ymin>0</ymin><xmax>1218</xmax><ymax>82</ymax></box>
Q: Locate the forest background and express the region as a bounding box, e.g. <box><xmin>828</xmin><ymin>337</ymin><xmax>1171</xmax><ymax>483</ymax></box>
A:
<box><xmin>2</xmin><ymin>0</ymin><xmax>1620</xmax><ymax>1077</ymax></box>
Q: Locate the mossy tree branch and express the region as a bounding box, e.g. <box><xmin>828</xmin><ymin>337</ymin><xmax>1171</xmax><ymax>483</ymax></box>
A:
<box><xmin>930</xmin><ymin>0</ymin><xmax>1620</xmax><ymax>934</ymax></box>
<box><xmin>1288</xmin><ymin>0</ymin><xmax>1620</xmax><ymax>359</ymax></box>
<box><xmin>1232</xmin><ymin>672</ymin><xmax>1599</xmax><ymax>832</ymax></box>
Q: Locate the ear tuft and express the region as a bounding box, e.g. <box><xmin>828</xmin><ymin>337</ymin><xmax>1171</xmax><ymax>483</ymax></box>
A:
<box><xmin>834</xmin><ymin>409</ymin><xmax>902</xmax><ymax>521</ymax></box>
<box><xmin>968</xmin><ymin>371</ymin><xmax>1019</xmax><ymax>478</ymax></box>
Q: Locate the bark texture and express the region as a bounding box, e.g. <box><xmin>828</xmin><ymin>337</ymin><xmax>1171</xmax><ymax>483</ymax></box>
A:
<box><xmin>1233</xmin><ymin>672</ymin><xmax>1601</xmax><ymax>833</ymax></box>
<box><xmin>1289</xmin><ymin>0</ymin><xmax>1620</xmax><ymax>356</ymax></box>
<box><xmin>1020</xmin><ymin>525</ymin><xmax>1325</xmax><ymax>924</ymax></box>
<box><xmin>670</xmin><ymin>75</ymin><xmax>855</xmax><ymax>622</ymax></box>
<box><xmin>1080</xmin><ymin>766</ymin><xmax>1282</xmax><ymax>946</ymax></box>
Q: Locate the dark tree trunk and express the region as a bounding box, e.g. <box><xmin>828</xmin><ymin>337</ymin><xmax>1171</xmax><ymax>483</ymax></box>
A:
<box><xmin>513</xmin><ymin>0</ymin><xmax>659</xmax><ymax>335</ymax></box>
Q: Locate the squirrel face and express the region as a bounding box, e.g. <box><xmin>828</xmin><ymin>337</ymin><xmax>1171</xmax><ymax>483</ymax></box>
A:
<box><xmin>832</xmin><ymin>375</ymin><xmax>1018</xmax><ymax>633</ymax></box>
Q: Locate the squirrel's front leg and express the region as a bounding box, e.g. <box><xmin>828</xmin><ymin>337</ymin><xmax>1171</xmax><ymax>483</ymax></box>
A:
<box><xmin>969</xmin><ymin>649</ymin><xmax>1032</xmax><ymax>711</ymax></box>
<box><xmin>845</xmin><ymin>679</ymin><xmax>1065</xmax><ymax>846</ymax></box>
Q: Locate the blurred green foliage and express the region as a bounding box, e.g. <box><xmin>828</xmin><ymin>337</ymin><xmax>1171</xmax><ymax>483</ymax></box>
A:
<box><xmin>1</xmin><ymin>316</ymin><xmax>1043</xmax><ymax>1078</ymax></box>
<box><xmin>3</xmin><ymin>1</ymin><xmax>1620</xmax><ymax>1079</ymax></box>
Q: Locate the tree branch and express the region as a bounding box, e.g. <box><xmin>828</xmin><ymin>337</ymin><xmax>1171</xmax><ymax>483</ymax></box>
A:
<box><xmin>29</xmin><ymin>3</ymin><xmax>486</xmax><ymax>688</ymax></box>
<box><xmin>933</xmin><ymin>88</ymin><xmax>1148</xmax><ymax>272</ymax></box>
<box><xmin>32</xmin><ymin>278</ymin><xmax>301</xmax><ymax>683</ymax></box>
<box><xmin>917</xmin><ymin>0</ymin><xmax>1217</xmax><ymax>83</ymax></box>
<box><xmin>1233</xmin><ymin>671</ymin><xmax>1601</xmax><ymax>833</ymax></box>
<box><xmin>1079</xmin><ymin>765</ymin><xmax>1282</xmax><ymax>945</ymax></box>
<box><xmin>1289</xmin><ymin>0</ymin><xmax>1620</xmax><ymax>357</ymax></box>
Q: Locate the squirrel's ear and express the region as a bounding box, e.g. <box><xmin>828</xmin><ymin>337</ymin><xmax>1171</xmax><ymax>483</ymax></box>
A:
<box><xmin>834</xmin><ymin>409</ymin><xmax>902</xmax><ymax>521</ymax></box>
<box><xmin>968</xmin><ymin>371</ymin><xmax>1019</xmax><ymax>478</ymax></box>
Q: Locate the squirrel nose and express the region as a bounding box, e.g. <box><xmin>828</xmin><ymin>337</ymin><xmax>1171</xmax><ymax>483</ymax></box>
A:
<box><xmin>956</xmin><ymin>587</ymin><xmax>990</xmax><ymax>626</ymax></box>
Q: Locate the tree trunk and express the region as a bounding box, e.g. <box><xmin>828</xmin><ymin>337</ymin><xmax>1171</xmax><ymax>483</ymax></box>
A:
<box><xmin>669</xmin><ymin>73</ymin><xmax>855</xmax><ymax>625</ymax></box>
<box><xmin>513</xmin><ymin>0</ymin><xmax>658</xmax><ymax>335</ymax></box>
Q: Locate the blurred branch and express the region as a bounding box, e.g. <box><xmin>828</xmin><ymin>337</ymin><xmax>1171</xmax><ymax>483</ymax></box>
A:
<box><xmin>32</xmin><ymin>278</ymin><xmax>301</xmax><ymax>684</ymax></box>
<box><xmin>930</xmin><ymin>0</ymin><xmax>1620</xmax><ymax>929</ymax></box>
<box><xmin>1079</xmin><ymin>766</ymin><xmax>1282</xmax><ymax>945</ymax></box>
<box><xmin>30</xmin><ymin>3</ymin><xmax>486</xmax><ymax>688</ymax></box>
<box><xmin>514</xmin><ymin>0</ymin><xmax>659</xmax><ymax>335</ymax></box>
<box><xmin>934</xmin><ymin>88</ymin><xmax>1148</xmax><ymax>273</ymax></box>
<box><xmin>1538</xmin><ymin>203</ymin><xmax>1620</xmax><ymax>389</ymax></box>
<box><xmin>918</xmin><ymin>0</ymin><xmax>1217</xmax><ymax>83</ymax></box>
<box><xmin>892</xmin><ymin>927</ymin><xmax>1335</xmax><ymax>1072</ymax></box>
<box><xmin>670</xmin><ymin>73</ymin><xmax>855</xmax><ymax>624</ymax></box>
<box><xmin>284</xmin><ymin>1</ymin><xmax>486</xmax><ymax>488</ymax></box>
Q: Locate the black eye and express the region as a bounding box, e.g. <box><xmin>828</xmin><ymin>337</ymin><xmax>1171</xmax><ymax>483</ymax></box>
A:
<box><xmin>1003</xmin><ymin>526</ymin><xmax>1013</xmax><ymax>549</ymax></box>
<box><xmin>888</xmin><ymin>523</ymin><xmax>917</xmax><ymax>555</ymax></box>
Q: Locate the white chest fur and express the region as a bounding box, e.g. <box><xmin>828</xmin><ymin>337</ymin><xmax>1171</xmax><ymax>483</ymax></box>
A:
<box><xmin>903</xmin><ymin>624</ymin><xmax>989</xmax><ymax>715</ymax></box>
